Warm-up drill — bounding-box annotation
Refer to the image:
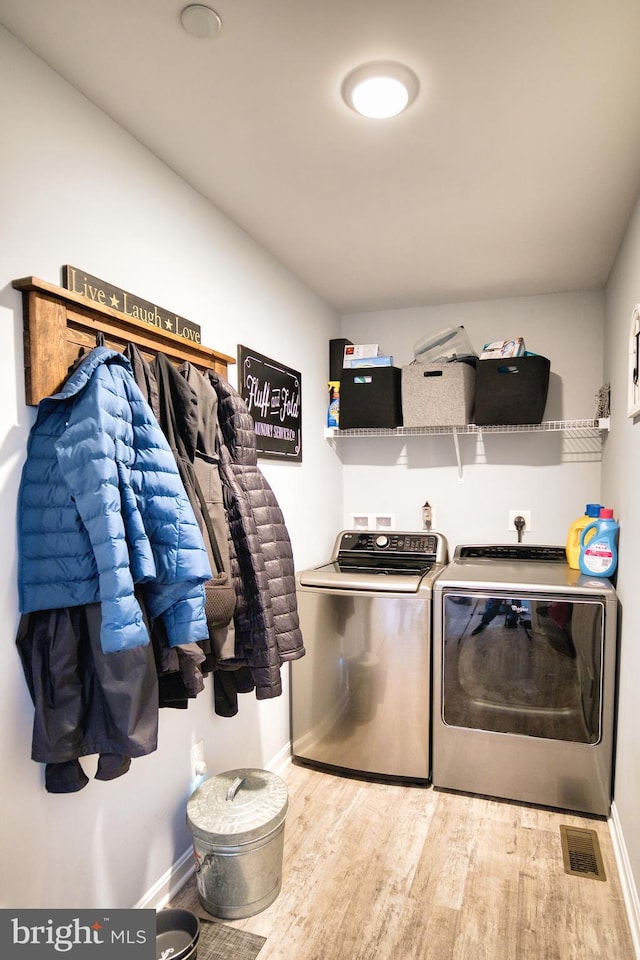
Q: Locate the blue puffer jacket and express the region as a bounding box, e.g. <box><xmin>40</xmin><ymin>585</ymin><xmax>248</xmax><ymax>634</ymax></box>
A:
<box><xmin>18</xmin><ymin>347</ymin><xmax>212</xmax><ymax>654</ymax></box>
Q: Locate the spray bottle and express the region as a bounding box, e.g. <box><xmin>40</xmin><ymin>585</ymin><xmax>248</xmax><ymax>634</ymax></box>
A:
<box><xmin>327</xmin><ymin>381</ymin><xmax>340</xmax><ymax>428</ymax></box>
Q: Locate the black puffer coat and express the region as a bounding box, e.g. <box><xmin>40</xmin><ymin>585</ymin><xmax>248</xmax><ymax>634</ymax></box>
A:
<box><xmin>207</xmin><ymin>372</ymin><xmax>305</xmax><ymax>699</ymax></box>
<box><xmin>123</xmin><ymin>345</ymin><xmax>209</xmax><ymax>708</ymax></box>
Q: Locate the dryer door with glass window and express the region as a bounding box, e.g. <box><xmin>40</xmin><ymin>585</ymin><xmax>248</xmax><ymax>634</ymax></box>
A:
<box><xmin>441</xmin><ymin>591</ymin><xmax>604</xmax><ymax>744</ymax></box>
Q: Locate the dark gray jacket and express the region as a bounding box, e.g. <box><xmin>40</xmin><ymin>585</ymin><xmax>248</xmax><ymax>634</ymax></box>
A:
<box><xmin>207</xmin><ymin>372</ymin><xmax>305</xmax><ymax>699</ymax></box>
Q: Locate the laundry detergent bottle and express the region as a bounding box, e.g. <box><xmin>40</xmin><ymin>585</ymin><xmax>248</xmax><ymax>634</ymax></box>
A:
<box><xmin>579</xmin><ymin>508</ymin><xmax>619</xmax><ymax>578</ymax></box>
<box><xmin>566</xmin><ymin>503</ymin><xmax>602</xmax><ymax>569</ymax></box>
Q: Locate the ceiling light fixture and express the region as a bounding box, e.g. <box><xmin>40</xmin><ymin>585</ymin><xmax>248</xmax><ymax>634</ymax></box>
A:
<box><xmin>342</xmin><ymin>61</ymin><xmax>419</xmax><ymax>119</ymax></box>
<box><xmin>180</xmin><ymin>4</ymin><xmax>222</xmax><ymax>39</ymax></box>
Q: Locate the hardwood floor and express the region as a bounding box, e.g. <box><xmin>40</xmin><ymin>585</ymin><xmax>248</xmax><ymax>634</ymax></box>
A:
<box><xmin>173</xmin><ymin>761</ymin><xmax>635</xmax><ymax>960</ymax></box>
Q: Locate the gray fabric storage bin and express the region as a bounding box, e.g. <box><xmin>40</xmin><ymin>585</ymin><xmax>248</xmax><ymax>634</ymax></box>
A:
<box><xmin>401</xmin><ymin>362</ymin><xmax>476</xmax><ymax>427</ymax></box>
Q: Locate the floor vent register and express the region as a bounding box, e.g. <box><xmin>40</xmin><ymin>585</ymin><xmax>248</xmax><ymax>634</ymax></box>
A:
<box><xmin>560</xmin><ymin>825</ymin><xmax>606</xmax><ymax>881</ymax></box>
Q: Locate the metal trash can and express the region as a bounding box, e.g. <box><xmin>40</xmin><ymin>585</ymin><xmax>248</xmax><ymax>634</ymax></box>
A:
<box><xmin>186</xmin><ymin>768</ymin><xmax>289</xmax><ymax>920</ymax></box>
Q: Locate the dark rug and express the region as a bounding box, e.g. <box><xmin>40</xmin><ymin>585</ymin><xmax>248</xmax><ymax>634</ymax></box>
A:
<box><xmin>195</xmin><ymin>915</ymin><xmax>266</xmax><ymax>960</ymax></box>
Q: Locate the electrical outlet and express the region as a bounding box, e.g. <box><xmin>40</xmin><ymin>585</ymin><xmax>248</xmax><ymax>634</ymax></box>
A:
<box><xmin>508</xmin><ymin>510</ymin><xmax>532</xmax><ymax>532</ymax></box>
<box><xmin>190</xmin><ymin>740</ymin><xmax>207</xmax><ymax>780</ymax></box>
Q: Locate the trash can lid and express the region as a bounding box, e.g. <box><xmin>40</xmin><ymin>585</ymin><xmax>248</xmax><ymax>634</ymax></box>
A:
<box><xmin>186</xmin><ymin>768</ymin><xmax>288</xmax><ymax>844</ymax></box>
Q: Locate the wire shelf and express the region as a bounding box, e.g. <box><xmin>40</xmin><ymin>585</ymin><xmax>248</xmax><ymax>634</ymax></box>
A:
<box><xmin>325</xmin><ymin>419</ymin><xmax>609</xmax><ymax>439</ymax></box>
<box><xmin>324</xmin><ymin>419</ymin><xmax>609</xmax><ymax>478</ymax></box>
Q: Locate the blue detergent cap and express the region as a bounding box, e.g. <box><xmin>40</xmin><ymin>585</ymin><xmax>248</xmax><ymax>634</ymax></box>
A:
<box><xmin>586</xmin><ymin>504</ymin><xmax>602</xmax><ymax>517</ymax></box>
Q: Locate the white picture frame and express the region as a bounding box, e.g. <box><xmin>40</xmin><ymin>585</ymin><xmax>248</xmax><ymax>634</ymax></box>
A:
<box><xmin>628</xmin><ymin>304</ymin><xmax>640</xmax><ymax>418</ymax></box>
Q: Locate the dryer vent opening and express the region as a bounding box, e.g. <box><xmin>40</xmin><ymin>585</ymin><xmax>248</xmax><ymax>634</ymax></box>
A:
<box><xmin>560</xmin><ymin>825</ymin><xmax>606</xmax><ymax>881</ymax></box>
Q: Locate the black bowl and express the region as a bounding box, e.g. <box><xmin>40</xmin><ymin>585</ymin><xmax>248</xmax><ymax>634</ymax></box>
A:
<box><xmin>156</xmin><ymin>908</ymin><xmax>200</xmax><ymax>960</ymax></box>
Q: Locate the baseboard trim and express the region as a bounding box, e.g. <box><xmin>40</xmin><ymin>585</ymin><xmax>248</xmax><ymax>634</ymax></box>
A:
<box><xmin>134</xmin><ymin>847</ymin><xmax>195</xmax><ymax>910</ymax></box>
<box><xmin>265</xmin><ymin>741</ymin><xmax>292</xmax><ymax>778</ymax></box>
<box><xmin>136</xmin><ymin>747</ymin><xmax>292</xmax><ymax>910</ymax></box>
<box><xmin>609</xmin><ymin>801</ymin><xmax>640</xmax><ymax>960</ymax></box>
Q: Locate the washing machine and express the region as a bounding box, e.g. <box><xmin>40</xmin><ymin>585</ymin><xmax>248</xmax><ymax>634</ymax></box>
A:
<box><xmin>291</xmin><ymin>530</ymin><xmax>449</xmax><ymax>782</ymax></box>
<box><xmin>432</xmin><ymin>544</ymin><xmax>618</xmax><ymax>815</ymax></box>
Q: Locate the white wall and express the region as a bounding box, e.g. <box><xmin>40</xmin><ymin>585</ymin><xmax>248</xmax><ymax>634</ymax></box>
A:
<box><xmin>602</xmin><ymin>191</ymin><xmax>640</xmax><ymax>918</ymax></box>
<box><xmin>340</xmin><ymin>291</ymin><xmax>605</xmax><ymax>548</ymax></box>
<box><xmin>0</xmin><ymin>26</ymin><xmax>341</xmax><ymax>909</ymax></box>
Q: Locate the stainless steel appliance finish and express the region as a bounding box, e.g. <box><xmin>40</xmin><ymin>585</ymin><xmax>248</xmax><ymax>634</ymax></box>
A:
<box><xmin>432</xmin><ymin>544</ymin><xmax>618</xmax><ymax>815</ymax></box>
<box><xmin>291</xmin><ymin>530</ymin><xmax>448</xmax><ymax>781</ymax></box>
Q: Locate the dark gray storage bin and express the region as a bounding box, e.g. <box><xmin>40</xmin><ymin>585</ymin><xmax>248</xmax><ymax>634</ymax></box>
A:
<box><xmin>339</xmin><ymin>366</ymin><xmax>403</xmax><ymax>429</ymax></box>
<box><xmin>474</xmin><ymin>355</ymin><xmax>550</xmax><ymax>425</ymax></box>
<box><xmin>329</xmin><ymin>338</ymin><xmax>353</xmax><ymax>381</ymax></box>
<box><xmin>401</xmin><ymin>362</ymin><xmax>476</xmax><ymax>427</ymax></box>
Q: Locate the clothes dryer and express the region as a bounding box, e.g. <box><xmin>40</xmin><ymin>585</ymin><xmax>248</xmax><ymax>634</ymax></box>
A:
<box><xmin>432</xmin><ymin>544</ymin><xmax>618</xmax><ymax>815</ymax></box>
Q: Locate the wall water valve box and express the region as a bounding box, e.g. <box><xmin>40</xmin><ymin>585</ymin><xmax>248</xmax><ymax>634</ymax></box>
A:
<box><xmin>474</xmin><ymin>355</ymin><xmax>550</xmax><ymax>425</ymax></box>
<box><xmin>401</xmin><ymin>361</ymin><xmax>476</xmax><ymax>427</ymax></box>
<box><xmin>339</xmin><ymin>366</ymin><xmax>403</xmax><ymax>429</ymax></box>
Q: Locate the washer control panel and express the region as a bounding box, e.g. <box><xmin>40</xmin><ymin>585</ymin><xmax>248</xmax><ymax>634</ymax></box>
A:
<box><xmin>334</xmin><ymin>530</ymin><xmax>448</xmax><ymax>570</ymax></box>
<box><xmin>339</xmin><ymin>531</ymin><xmax>438</xmax><ymax>555</ymax></box>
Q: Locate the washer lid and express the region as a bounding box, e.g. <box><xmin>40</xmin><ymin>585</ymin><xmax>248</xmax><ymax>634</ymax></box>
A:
<box><xmin>298</xmin><ymin>562</ymin><xmax>430</xmax><ymax>592</ymax></box>
<box><xmin>186</xmin><ymin>768</ymin><xmax>288</xmax><ymax>844</ymax></box>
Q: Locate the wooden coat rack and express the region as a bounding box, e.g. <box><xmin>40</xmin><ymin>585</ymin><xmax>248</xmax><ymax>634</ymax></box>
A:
<box><xmin>13</xmin><ymin>276</ymin><xmax>235</xmax><ymax>406</ymax></box>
